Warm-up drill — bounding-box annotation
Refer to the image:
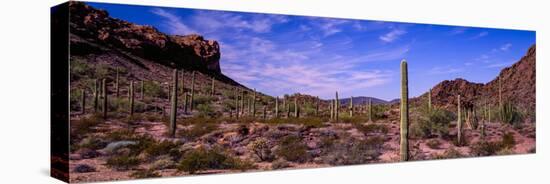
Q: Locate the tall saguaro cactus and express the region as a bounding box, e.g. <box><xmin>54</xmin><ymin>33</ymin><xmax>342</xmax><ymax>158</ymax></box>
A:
<box><xmin>115</xmin><ymin>67</ymin><xmax>120</xmax><ymax>98</ymax></box>
<box><xmin>315</xmin><ymin>96</ymin><xmax>320</xmax><ymax>116</ymax></box>
<box><xmin>335</xmin><ymin>91</ymin><xmax>339</xmax><ymax>122</ymax></box>
<box><xmin>211</xmin><ymin>77</ymin><xmax>215</xmax><ymax>96</ymax></box>
<box><xmin>400</xmin><ymin>59</ymin><xmax>409</xmax><ymax>161</ymax></box>
<box><xmin>498</xmin><ymin>76</ymin><xmax>503</xmax><ymax>122</ymax></box>
<box><xmin>190</xmin><ymin>71</ymin><xmax>195</xmax><ymax>111</ymax></box>
<box><xmin>263</xmin><ymin>105</ymin><xmax>267</xmax><ymax>120</ymax></box>
<box><xmin>457</xmin><ymin>95</ymin><xmax>462</xmax><ymax>145</ymax></box>
<box><xmin>294</xmin><ymin>98</ymin><xmax>299</xmax><ymax>118</ymax></box>
<box><xmin>94</xmin><ymin>79</ymin><xmax>99</xmax><ymax>112</ymax></box>
<box><xmin>81</xmin><ymin>89</ymin><xmax>86</xmax><ymax>114</ymax></box>
<box><xmin>252</xmin><ymin>89</ymin><xmax>256</xmax><ymax>117</ymax></box>
<box><xmin>129</xmin><ymin>81</ymin><xmax>135</xmax><ymax>116</ymax></box>
<box><xmin>140</xmin><ymin>80</ymin><xmax>144</xmax><ymax>100</ymax></box>
<box><xmin>234</xmin><ymin>88</ymin><xmax>239</xmax><ymax>118</ymax></box>
<box><xmin>286</xmin><ymin>102</ymin><xmax>290</xmax><ymax>118</ymax></box>
<box><xmin>330</xmin><ymin>100</ymin><xmax>334</xmax><ymax>120</ymax></box>
<box><xmin>240</xmin><ymin>89</ymin><xmax>245</xmax><ymax>116</ymax></box>
<box><xmin>428</xmin><ymin>88</ymin><xmax>432</xmax><ymax>112</ymax></box>
<box><xmin>169</xmin><ymin>69</ymin><xmax>178</xmax><ymax>138</ymax></box>
<box><xmin>184</xmin><ymin>92</ymin><xmax>189</xmax><ymax>113</ymax></box>
<box><xmin>368</xmin><ymin>98</ymin><xmax>373</xmax><ymax>122</ymax></box>
<box><xmin>349</xmin><ymin>96</ymin><xmax>354</xmax><ymax>117</ymax></box>
<box><xmin>102</xmin><ymin>78</ymin><xmax>108</xmax><ymax>119</ymax></box>
<box><xmin>275</xmin><ymin>96</ymin><xmax>279</xmax><ymax>118</ymax></box>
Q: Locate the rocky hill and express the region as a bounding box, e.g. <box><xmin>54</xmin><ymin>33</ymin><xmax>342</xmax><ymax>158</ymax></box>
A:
<box><xmin>68</xmin><ymin>1</ymin><xmax>224</xmax><ymax>75</ymax></box>
<box><xmin>421</xmin><ymin>45</ymin><xmax>535</xmax><ymax>111</ymax></box>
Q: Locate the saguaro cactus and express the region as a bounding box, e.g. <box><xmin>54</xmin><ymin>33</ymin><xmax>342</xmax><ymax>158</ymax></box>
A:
<box><xmin>94</xmin><ymin>79</ymin><xmax>99</xmax><ymax>112</ymax></box>
<box><xmin>211</xmin><ymin>77</ymin><xmax>215</xmax><ymax>96</ymax></box>
<box><xmin>115</xmin><ymin>67</ymin><xmax>120</xmax><ymax>98</ymax></box>
<box><xmin>129</xmin><ymin>81</ymin><xmax>135</xmax><ymax>116</ymax></box>
<box><xmin>81</xmin><ymin>89</ymin><xmax>86</xmax><ymax>114</ymax></box>
<box><xmin>234</xmin><ymin>88</ymin><xmax>239</xmax><ymax>118</ymax></box>
<box><xmin>240</xmin><ymin>89</ymin><xmax>245</xmax><ymax>115</ymax></box>
<box><xmin>330</xmin><ymin>100</ymin><xmax>334</xmax><ymax>120</ymax></box>
<box><xmin>252</xmin><ymin>89</ymin><xmax>256</xmax><ymax>117</ymax></box>
<box><xmin>169</xmin><ymin>69</ymin><xmax>178</xmax><ymax>137</ymax></box>
<box><xmin>368</xmin><ymin>98</ymin><xmax>373</xmax><ymax>122</ymax></box>
<box><xmin>263</xmin><ymin>105</ymin><xmax>267</xmax><ymax>120</ymax></box>
<box><xmin>190</xmin><ymin>71</ymin><xmax>195</xmax><ymax>111</ymax></box>
<box><xmin>400</xmin><ymin>59</ymin><xmax>409</xmax><ymax>161</ymax></box>
<box><xmin>349</xmin><ymin>96</ymin><xmax>354</xmax><ymax>117</ymax></box>
<box><xmin>315</xmin><ymin>96</ymin><xmax>320</xmax><ymax>116</ymax></box>
<box><xmin>286</xmin><ymin>102</ymin><xmax>290</xmax><ymax>118</ymax></box>
<box><xmin>102</xmin><ymin>78</ymin><xmax>108</xmax><ymax>119</ymax></box>
<box><xmin>294</xmin><ymin>98</ymin><xmax>299</xmax><ymax>118</ymax></box>
<box><xmin>457</xmin><ymin>95</ymin><xmax>462</xmax><ymax>145</ymax></box>
<box><xmin>335</xmin><ymin>91</ymin><xmax>339</xmax><ymax>122</ymax></box>
<box><xmin>275</xmin><ymin>96</ymin><xmax>279</xmax><ymax>118</ymax></box>
<box><xmin>140</xmin><ymin>80</ymin><xmax>144</xmax><ymax>100</ymax></box>
<box><xmin>428</xmin><ymin>88</ymin><xmax>432</xmax><ymax>112</ymax></box>
<box><xmin>184</xmin><ymin>92</ymin><xmax>189</xmax><ymax>113</ymax></box>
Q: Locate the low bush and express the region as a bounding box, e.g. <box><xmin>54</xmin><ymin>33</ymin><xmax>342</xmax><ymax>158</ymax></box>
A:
<box><xmin>432</xmin><ymin>148</ymin><xmax>463</xmax><ymax>159</ymax></box>
<box><xmin>130</xmin><ymin>169</ymin><xmax>161</xmax><ymax>179</ymax></box>
<box><xmin>426</xmin><ymin>139</ymin><xmax>441</xmax><ymax>149</ymax></box>
<box><xmin>411</xmin><ymin>108</ymin><xmax>453</xmax><ymax>138</ymax></box>
<box><xmin>106</xmin><ymin>155</ymin><xmax>141</xmax><ymax>171</ymax></box>
<box><xmin>248</xmin><ymin>138</ymin><xmax>274</xmax><ymax>161</ymax></box>
<box><xmin>354</xmin><ymin>123</ymin><xmax>389</xmax><ymax>135</ymax></box>
<box><xmin>177</xmin><ymin>147</ymin><xmax>255</xmax><ymax>174</ymax></box>
<box><xmin>275</xmin><ymin>135</ymin><xmax>309</xmax><ymax>163</ymax></box>
<box><xmin>178</xmin><ymin>122</ymin><xmax>218</xmax><ymax>141</ymax></box>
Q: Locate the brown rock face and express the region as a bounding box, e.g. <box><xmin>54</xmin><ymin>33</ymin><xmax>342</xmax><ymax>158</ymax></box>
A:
<box><xmin>68</xmin><ymin>1</ymin><xmax>221</xmax><ymax>73</ymax></box>
<box><xmin>425</xmin><ymin>45</ymin><xmax>536</xmax><ymax>111</ymax></box>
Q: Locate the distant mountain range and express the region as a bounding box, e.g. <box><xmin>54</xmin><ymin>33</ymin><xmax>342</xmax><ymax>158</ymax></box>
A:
<box><xmin>338</xmin><ymin>96</ymin><xmax>393</xmax><ymax>105</ymax></box>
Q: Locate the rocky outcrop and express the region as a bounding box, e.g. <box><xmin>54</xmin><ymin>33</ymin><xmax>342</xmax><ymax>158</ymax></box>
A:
<box><xmin>68</xmin><ymin>1</ymin><xmax>221</xmax><ymax>73</ymax></box>
<box><xmin>425</xmin><ymin>45</ymin><xmax>535</xmax><ymax>111</ymax></box>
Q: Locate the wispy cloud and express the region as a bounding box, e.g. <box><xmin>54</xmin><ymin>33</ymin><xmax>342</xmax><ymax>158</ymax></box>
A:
<box><xmin>429</xmin><ymin>66</ymin><xmax>463</xmax><ymax>75</ymax></box>
<box><xmin>500</xmin><ymin>43</ymin><xmax>512</xmax><ymax>51</ymax></box>
<box><xmin>151</xmin><ymin>8</ymin><xmax>196</xmax><ymax>35</ymax></box>
<box><xmin>380</xmin><ymin>29</ymin><xmax>407</xmax><ymax>43</ymax></box>
<box><xmin>449</xmin><ymin>27</ymin><xmax>468</xmax><ymax>35</ymax></box>
<box><xmin>486</xmin><ymin>62</ymin><xmax>512</xmax><ymax>68</ymax></box>
<box><xmin>469</xmin><ymin>31</ymin><xmax>488</xmax><ymax>40</ymax></box>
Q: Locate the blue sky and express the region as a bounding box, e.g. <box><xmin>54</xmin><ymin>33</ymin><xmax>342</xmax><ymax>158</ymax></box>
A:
<box><xmin>88</xmin><ymin>2</ymin><xmax>535</xmax><ymax>101</ymax></box>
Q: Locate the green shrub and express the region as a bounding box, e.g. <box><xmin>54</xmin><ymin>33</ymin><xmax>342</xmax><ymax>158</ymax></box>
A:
<box><xmin>177</xmin><ymin>147</ymin><xmax>255</xmax><ymax>174</ymax></box>
<box><xmin>411</xmin><ymin>108</ymin><xmax>453</xmax><ymax>138</ymax></box>
<box><xmin>178</xmin><ymin>122</ymin><xmax>218</xmax><ymax>141</ymax></box>
<box><xmin>354</xmin><ymin>123</ymin><xmax>388</xmax><ymax>135</ymax></box>
<box><xmin>143</xmin><ymin>81</ymin><xmax>166</xmax><ymax>99</ymax></box>
<box><xmin>196</xmin><ymin>104</ymin><xmax>220</xmax><ymax>118</ymax></box>
<box><xmin>271</xmin><ymin>159</ymin><xmax>290</xmax><ymax>170</ymax></box>
<box><xmin>275</xmin><ymin>135</ymin><xmax>309</xmax><ymax>163</ymax></box>
<box><xmin>499</xmin><ymin>102</ymin><xmax>523</xmax><ymax>126</ymax></box>
<box><xmin>106</xmin><ymin>155</ymin><xmax>141</xmax><ymax>171</ymax></box>
<box><xmin>71</xmin><ymin>114</ymin><xmax>102</xmax><ymax>139</ymax></box>
<box><xmin>501</xmin><ymin>132</ymin><xmax>516</xmax><ymax>149</ymax></box>
<box><xmin>130</xmin><ymin>169</ymin><xmax>161</xmax><ymax>179</ymax></box>
<box><xmin>194</xmin><ymin>94</ymin><xmax>216</xmax><ymax>106</ymax></box>
<box><xmin>248</xmin><ymin>138</ymin><xmax>274</xmax><ymax>161</ymax></box>
<box><xmin>432</xmin><ymin>148</ymin><xmax>463</xmax><ymax>159</ymax></box>
<box><xmin>426</xmin><ymin>139</ymin><xmax>441</xmax><ymax>149</ymax></box>
<box><xmin>144</xmin><ymin>141</ymin><xmax>179</xmax><ymax>158</ymax></box>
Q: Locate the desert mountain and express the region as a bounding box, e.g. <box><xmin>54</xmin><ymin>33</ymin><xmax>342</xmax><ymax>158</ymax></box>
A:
<box><xmin>421</xmin><ymin>45</ymin><xmax>535</xmax><ymax>111</ymax></box>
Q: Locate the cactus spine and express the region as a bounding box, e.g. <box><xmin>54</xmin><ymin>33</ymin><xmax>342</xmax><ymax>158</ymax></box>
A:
<box><xmin>335</xmin><ymin>92</ymin><xmax>339</xmax><ymax>122</ymax></box>
<box><xmin>190</xmin><ymin>71</ymin><xmax>195</xmax><ymax>111</ymax></box>
<box><xmin>400</xmin><ymin>59</ymin><xmax>409</xmax><ymax>161</ymax></box>
<box><xmin>211</xmin><ymin>77</ymin><xmax>215</xmax><ymax>96</ymax></box>
<box><xmin>275</xmin><ymin>96</ymin><xmax>279</xmax><ymax>118</ymax></box>
<box><xmin>81</xmin><ymin>89</ymin><xmax>86</xmax><ymax>114</ymax></box>
<box><xmin>115</xmin><ymin>67</ymin><xmax>120</xmax><ymax>98</ymax></box>
<box><xmin>368</xmin><ymin>98</ymin><xmax>373</xmax><ymax>122</ymax></box>
<box><xmin>169</xmin><ymin>69</ymin><xmax>178</xmax><ymax>137</ymax></box>
<box><xmin>457</xmin><ymin>95</ymin><xmax>462</xmax><ymax>145</ymax></box>
<box><xmin>129</xmin><ymin>81</ymin><xmax>134</xmax><ymax>116</ymax></box>
<box><xmin>252</xmin><ymin>89</ymin><xmax>256</xmax><ymax>117</ymax></box>
<box><xmin>102</xmin><ymin>78</ymin><xmax>108</xmax><ymax>119</ymax></box>
<box><xmin>349</xmin><ymin>96</ymin><xmax>354</xmax><ymax>117</ymax></box>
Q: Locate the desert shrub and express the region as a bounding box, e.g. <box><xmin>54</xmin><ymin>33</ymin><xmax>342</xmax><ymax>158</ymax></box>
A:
<box><xmin>143</xmin><ymin>81</ymin><xmax>166</xmax><ymax>99</ymax></box>
<box><xmin>178</xmin><ymin>121</ymin><xmax>218</xmax><ymax>141</ymax></box>
<box><xmin>322</xmin><ymin>136</ymin><xmax>384</xmax><ymax>165</ymax></box>
<box><xmin>194</xmin><ymin>94</ymin><xmax>216</xmax><ymax>106</ymax></box>
<box><xmin>276</xmin><ymin>135</ymin><xmax>309</xmax><ymax>163</ymax></box>
<box><xmin>470</xmin><ymin>141</ymin><xmax>503</xmax><ymax>156</ymax></box>
<box><xmin>130</xmin><ymin>169</ymin><xmax>161</xmax><ymax>179</ymax></box>
<box><xmin>94</xmin><ymin>64</ymin><xmax>112</xmax><ymax>80</ymax></box>
<box><xmin>177</xmin><ymin>147</ymin><xmax>255</xmax><ymax>174</ymax></box>
<box><xmin>71</xmin><ymin>114</ymin><xmax>102</xmax><ymax>138</ymax></box>
<box><xmin>354</xmin><ymin>123</ymin><xmax>389</xmax><ymax>135</ymax></box>
<box><xmin>426</xmin><ymin>139</ymin><xmax>442</xmax><ymax>149</ymax></box>
<box><xmin>411</xmin><ymin>108</ymin><xmax>453</xmax><ymax>138</ymax></box>
<box><xmin>237</xmin><ymin>124</ymin><xmax>249</xmax><ymax>136</ymax></box>
<box><xmin>271</xmin><ymin>159</ymin><xmax>290</xmax><ymax>170</ymax></box>
<box><xmin>370</xmin><ymin>104</ymin><xmax>390</xmax><ymax>120</ymax></box>
<box><xmin>106</xmin><ymin>155</ymin><xmax>140</xmax><ymax>171</ymax></box>
<box><xmin>338</xmin><ymin>116</ymin><xmax>367</xmax><ymax>124</ymax></box>
<box><xmin>75</xmin><ymin>136</ymin><xmax>106</xmax><ymax>151</ymax></box>
<box><xmin>501</xmin><ymin>132</ymin><xmax>516</xmax><ymax>149</ymax></box>
<box><xmin>196</xmin><ymin>103</ymin><xmax>220</xmax><ymax>118</ymax></box>
<box><xmin>248</xmin><ymin>138</ymin><xmax>274</xmax><ymax>161</ymax></box>
<box><xmin>499</xmin><ymin>102</ymin><xmax>523</xmax><ymax>126</ymax></box>
<box><xmin>265</xmin><ymin>117</ymin><xmax>325</xmax><ymax>128</ymax></box>
<box><xmin>143</xmin><ymin>141</ymin><xmax>180</xmax><ymax>158</ymax></box>
<box><xmin>432</xmin><ymin>147</ymin><xmax>463</xmax><ymax>159</ymax></box>
<box><xmin>70</xmin><ymin>89</ymin><xmax>83</xmax><ymax>111</ymax></box>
